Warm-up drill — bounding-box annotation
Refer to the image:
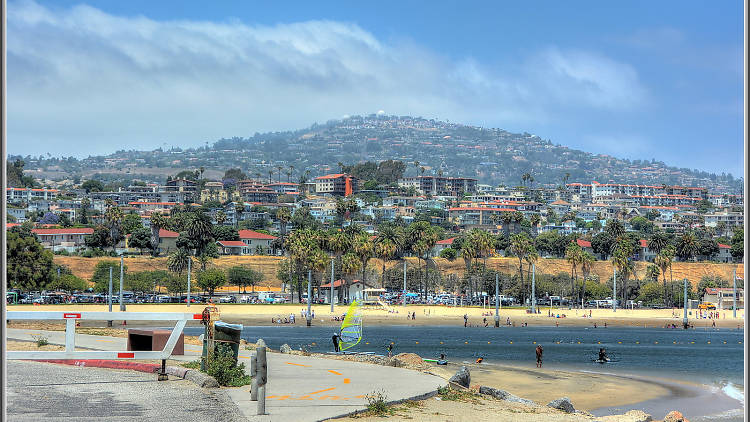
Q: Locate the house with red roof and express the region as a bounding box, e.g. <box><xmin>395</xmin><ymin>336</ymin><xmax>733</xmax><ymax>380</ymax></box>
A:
<box><xmin>31</xmin><ymin>227</ymin><xmax>94</xmax><ymax>252</ymax></box>
<box><xmin>157</xmin><ymin>228</ymin><xmax>179</xmax><ymax>254</ymax></box>
<box><xmin>634</xmin><ymin>239</ymin><xmax>657</xmax><ymax>262</ymax></box>
<box><xmin>217</xmin><ymin>240</ymin><xmax>250</xmax><ymax>256</ymax></box>
<box><xmin>238</xmin><ymin>230</ymin><xmax>278</xmax><ymax>255</ymax></box>
<box><xmin>575</xmin><ymin>239</ymin><xmax>594</xmax><ymax>255</ymax></box>
<box><xmin>432</xmin><ymin>237</ymin><xmax>456</xmax><ymax>256</ymax></box>
<box><xmin>717</xmin><ymin>243</ymin><xmax>733</xmax><ymax>263</ymax></box>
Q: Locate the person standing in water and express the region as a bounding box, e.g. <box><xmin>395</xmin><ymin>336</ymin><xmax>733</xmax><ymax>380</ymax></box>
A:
<box><xmin>535</xmin><ymin>345</ymin><xmax>544</xmax><ymax>368</ymax></box>
<box><xmin>332</xmin><ymin>333</ymin><xmax>340</xmax><ymax>352</ymax></box>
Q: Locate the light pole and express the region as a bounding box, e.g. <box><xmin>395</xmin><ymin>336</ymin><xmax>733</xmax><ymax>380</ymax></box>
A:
<box><xmin>108</xmin><ymin>267</ymin><xmax>113</xmax><ymax>327</ymax></box>
<box><xmin>612</xmin><ymin>267</ymin><xmax>617</xmax><ymax>313</ymax></box>
<box><xmin>403</xmin><ymin>260</ymin><xmax>407</xmax><ymax>307</ymax></box>
<box><xmin>307</xmin><ymin>270</ymin><xmax>312</xmax><ymax>327</ymax></box>
<box><xmin>330</xmin><ymin>258</ymin><xmax>335</xmax><ymax>313</ymax></box>
<box><xmin>531</xmin><ymin>263</ymin><xmax>536</xmax><ymax>314</ymax></box>
<box><xmin>683</xmin><ymin>278</ymin><xmax>688</xmax><ymax>329</ymax></box>
<box><xmin>187</xmin><ymin>258</ymin><xmax>191</xmax><ymax>307</ymax></box>
<box><xmin>494</xmin><ymin>273</ymin><xmax>499</xmax><ymax>327</ymax></box>
<box><xmin>119</xmin><ymin>255</ymin><xmax>125</xmax><ymax>311</ymax></box>
<box><xmin>732</xmin><ymin>269</ymin><xmax>737</xmax><ymax>319</ymax></box>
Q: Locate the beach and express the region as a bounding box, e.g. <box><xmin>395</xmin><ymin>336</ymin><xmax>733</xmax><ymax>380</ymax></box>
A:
<box><xmin>8</xmin><ymin>303</ymin><xmax>744</xmax><ymax>329</ymax></box>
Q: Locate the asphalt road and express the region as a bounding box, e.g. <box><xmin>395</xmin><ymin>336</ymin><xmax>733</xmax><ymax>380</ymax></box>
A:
<box><xmin>6</xmin><ymin>360</ymin><xmax>245</xmax><ymax>422</ymax></box>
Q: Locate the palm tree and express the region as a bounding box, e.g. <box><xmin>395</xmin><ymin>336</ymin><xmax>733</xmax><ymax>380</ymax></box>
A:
<box><xmin>611</xmin><ymin>237</ymin><xmax>635</xmax><ymax>304</ymax></box>
<box><xmin>268</xmin><ymin>170</ymin><xmax>273</xmax><ymax>184</ymax></box>
<box><xmin>676</xmin><ymin>232</ymin><xmax>699</xmax><ymax>262</ymax></box>
<box><xmin>648</xmin><ymin>231</ymin><xmax>670</xmax><ymax>255</ymax></box>
<box><xmin>288</xmin><ymin>165</ymin><xmax>295</xmax><ymax>182</ymax></box>
<box><xmin>276</xmin><ymin>207</ymin><xmax>292</xmax><ymax>237</ymax></box>
<box><xmin>500</xmin><ymin>212</ymin><xmax>513</xmax><ymax>236</ymax></box>
<box><xmin>167</xmin><ymin>248</ymin><xmax>191</xmax><ymax>275</ymax></box>
<box><xmin>565</xmin><ymin>243</ymin><xmax>583</xmax><ymax>304</ymax></box>
<box><xmin>525</xmin><ymin>247</ymin><xmax>539</xmax><ymax>305</ymax></box>
<box><xmin>580</xmin><ymin>252</ymin><xmax>594</xmax><ymax>307</ymax></box>
<box><xmin>654</xmin><ymin>245</ymin><xmax>675</xmax><ymax>306</ymax></box>
<box><xmin>104</xmin><ymin>200</ymin><xmax>124</xmax><ymax>252</ymax></box>
<box><xmin>529</xmin><ymin>214</ymin><xmax>541</xmax><ymax>237</ymax></box>
<box><xmin>407</xmin><ymin>221</ymin><xmax>439</xmax><ymax>298</ymax></box>
<box><xmin>563</xmin><ymin>172</ymin><xmax>570</xmax><ymax>187</ymax></box>
<box><xmin>149</xmin><ymin>212</ymin><xmax>167</xmax><ymax>255</ymax></box>
<box><xmin>375</xmin><ymin>224</ymin><xmax>405</xmax><ymax>288</ymax></box>
<box><xmin>353</xmin><ymin>232</ymin><xmax>375</xmax><ymax>290</ymax></box>
<box><xmin>509</xmin><ymin>233</ymin><xmax>532</xmax><ymax>305</ymax></box>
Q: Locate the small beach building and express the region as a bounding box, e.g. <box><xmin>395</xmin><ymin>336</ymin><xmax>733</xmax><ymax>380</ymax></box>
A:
<box><xmin>703</xmin><ymin>287</ymin><xmax>744</xmax><ymax>310</ymax></box>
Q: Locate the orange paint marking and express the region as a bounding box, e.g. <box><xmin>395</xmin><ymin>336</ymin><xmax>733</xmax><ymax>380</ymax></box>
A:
<box><xmin>294</xmin><ymin>395</ymin><xmax>314</xmax><ymax>400</ymax></box>
<box><xmin>287</xmin><ymin>362</ymin><xmax>311</xmax><ymax>367</ymax></box>
<box><xmin>318</xmin><ymin>395</ymin><xmax>341</xmax><ymax>400</ymax></box>
<box><xmin>354</xmin><ymin>395</ymin><xmax>366</xmax><ymax>398</ymax></box>
<box><xmin>310</xmin><ymin>387</ymin><xmax>337</xmax><ymax>395</ymax></box>
<box><xmin>343</xmin><ymin>378</ymin><xmax>351</xmax><ymax>384</ymax></box>
<box><xmin>328</xmin><ymin>370</ymin><xmax>342</xmax><ymax>375</ymax></box>
<box><xmin>274</xmin><ymin>395</ymin><xmax>292</xmax><ymax>400</ymax></box>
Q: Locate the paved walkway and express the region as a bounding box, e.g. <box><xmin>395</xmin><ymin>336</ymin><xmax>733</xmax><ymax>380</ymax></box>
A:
<box><xmin>7</xmin><ymin>328</ymin><xmax>445</xmax><ymax>421</ymax></box>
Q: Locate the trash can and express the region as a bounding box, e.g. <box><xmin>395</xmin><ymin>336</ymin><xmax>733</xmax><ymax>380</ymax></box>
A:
<box><xmin>203</xmin><ymin>321</ymin><xmax>243</xmax><ymax>366</ymax></box>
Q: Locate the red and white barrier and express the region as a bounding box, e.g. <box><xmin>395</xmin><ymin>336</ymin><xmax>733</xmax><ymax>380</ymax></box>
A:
<box><xmin>6</xmin><ymin>311</ymin><xmax>202</xmax><ymax>360</ymax></box>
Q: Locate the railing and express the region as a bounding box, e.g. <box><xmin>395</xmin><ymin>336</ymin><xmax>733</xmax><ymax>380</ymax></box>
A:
<box><xmin>6</xmin><ymin>311</ymin><xmax>201</xmax><ymax>360</ymax></box>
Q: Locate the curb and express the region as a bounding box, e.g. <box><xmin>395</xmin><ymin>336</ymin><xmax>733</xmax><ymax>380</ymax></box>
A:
<box><xmin>35</xmin><ymin>359</ymin><xmax>161</xmax><ymax>373</ymax></box>
<box><xmin>33</xmin><ymin>360</ymin><xmax>219</xmax><ymax>388</ymax></box>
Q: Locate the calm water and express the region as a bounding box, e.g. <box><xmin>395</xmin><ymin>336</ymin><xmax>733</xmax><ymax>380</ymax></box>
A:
<box><xmin>184</xmin><ymin>324</ymin><xmax>744</xmax><ymax>386</ymax></box>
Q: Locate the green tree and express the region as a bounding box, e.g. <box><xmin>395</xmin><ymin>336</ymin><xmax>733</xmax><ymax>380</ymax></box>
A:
<box><xmin>375</xmin><ymin>223</ymin><xmax>405</xmax><ymax>288</ymax></box>
<box><xmin>197</xmin><ymin>268</ymin><xmax>227</xmax><ymax>297</ymax></box>
<box><xmin>730</xmin><ymin>227</ymin><xmax>744</xmax><ymax>261</ymax></box>
<box><xmin>439</xmin><ymin>248</ymin><xmax>458</xmax><ymax>260</ymax></box>
<box><xmin>7</xmin><ymin>231</ymin><xmax>54</xmax><ymax>291</ymax></box>
<box><xmin>227</xmin><ymin>266</ymin><xmax>264</xmax><ymax>293</ymax></box>
<box><xmin>121</xmin><ymin>213</ymin><xmax>143</xmax><ymax>235</ymax></box>
<box><xmin>565</xmin><ymin>243</ymin><xmax>583</xmax><ymax>304</ymax></box>
<box><xmin>654</xmin><ymin>245</ymin><xmax>675</xmax><ymax>306</ymax></box>
<box><xmin>104</xmin><ymin>200</ymin><xmax>124</xmax><ymax>251</ymax></box>
<box><xmin>47</xmin><ymin>274</ymin><xmax>88</xmax><ymax>292</ymax></box>
<box><xmin>645</xmin><ymin>264</ymin><xmax>661</xmax><ymax>282</ymax></box>
<box><xmin>676</xmin><ymin>232</ymin><xmax>699</xmax><ymax>261</ymax></box>
<box><xmin>167</xmin><ymin>249</ymin><xmax>192</xmax><ymax>276</ymax></box>
<box><xmin>129</xmin><ymin>227</ymin><xmax>153</xmax><ymax>254</ymax></box>
<box><xmin>81</xmin><ymin>179</ymin><xmax>104</xmax><ymax>193</ymax></box>
<box><xmin>125</xmin><ymin>271</ymin><xmax>155</xmax><ymax>295</ymax></box>
<box><xmin>166</xmin><ymin>274</ymin><xmax>189</xmax><ymax>296</ymax></box>
<box><xmin>91</xmin><ymin>260</ymin><xmax>127</xmax><ymax>293</ymax></box>
<box><xmin>509</xmin><ymin>232</ymin><xmax>533</xmax><ymax>305</ymax></box>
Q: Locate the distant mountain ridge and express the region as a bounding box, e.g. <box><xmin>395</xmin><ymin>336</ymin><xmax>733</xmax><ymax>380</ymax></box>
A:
<box><xmin>11</xmin><ymin>115</ymin><xmax>742</xmax><ymax>193</ymax></box>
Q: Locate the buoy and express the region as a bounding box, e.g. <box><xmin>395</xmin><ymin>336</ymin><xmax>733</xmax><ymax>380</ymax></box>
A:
<box><xmin>533</xmin><ymin>341</ymin><xmax>536</xmax><ymax>344</ymax></box>
<box><xmin>487</xmin><ymin>341</ymin><xmax>491</xmax><ymax>344</ymax></box>
<box><xmin>465</xmin><ymin>341</ymin><xmax>468</xmax><ymax>344</ymax></box>
<box><xmin>439</xmin><ymin>341</ymin><xmax>443</xmax><ymax>344</ymax></box>
<box><xmin>509</xmin><ymin>341</ymin><xmax>513</xmax><ymax>344</ymax></box>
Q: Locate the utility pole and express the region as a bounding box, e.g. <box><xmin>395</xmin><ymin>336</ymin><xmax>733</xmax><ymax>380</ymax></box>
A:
<box><xmin>683</xmin><ymin>278</ymin><xmax>689</xmax><ymax>329</ymax></box>
<box><xmin>494</xmin><ymin>273</ymin><xmax>499</xmax><ymax>327</ymax></box>
<box><xmin>612</xmin><ymin>267</ymin><xmax>617</xmax><ymax>313</ymax></box>
<box><xmin>403</xmin><ymin>260</ymin><xmax>407</xmax><ymax>307</ymax></box>
<box><xmin>531</xmin><ymin>263</ymin><xmax>536</xmax><ymax>314</ymax></box>
<box><xmin>187</xmin><ymin>258</ymin><xmax>191</xmax><ymax>307</ymax></box>
<box><xmin>119</xmin><ymin>255</ymin><xmax>125</xmax><ymax>311</ymax></box>
<box><xmin>733</xmin><ymin>269</ymin><xmax>737</xmax><ymax>319</ymax></box>
<box><xmin>307</xmin><ymin>270</ymin><xmax>312</xmax><ymax>326</ymax></box>
<box><xmin>330</xmin><ymin>258</ymin><xmax>335</xmax><ymax>313</ymax></box>
<box><xmin>108</xmin><ymin>267</ymin><xmax>113</xmax><ymax>327</ymax></box>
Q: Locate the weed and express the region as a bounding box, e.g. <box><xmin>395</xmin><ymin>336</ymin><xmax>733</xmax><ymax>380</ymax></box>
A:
<box><xmin>205</xmin><ymin>344</ymin><xmax>252</xmax><ymax>387</ymax></box>
<box><xmin>437</xmin><ymin>385</ymin><xmax>477</xmax><ymax>402</ymax></box>
<box><xmin>366</xmin><ymin>390</ymin><xmax>390</xmax><ymax>416</ymax></box>
<box><xmin>32</xmin><ymin>334</ymin><xmax>49</xmax><ymax>347</ymax></box>
<box><xmin>181</xmin><ymin>360</ymin><xmax>201</xmax><ymax>369</ymax></box>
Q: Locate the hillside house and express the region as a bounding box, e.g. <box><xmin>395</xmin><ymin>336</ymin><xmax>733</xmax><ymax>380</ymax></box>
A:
<box><xmin>703</xmin><ymin>288</ymin><xmax>744</xmax><ymax>310</ymax></box>
<box><xmin>158</xmin><ymin>229</ymin><xmax>179</xmax><ymax>254</ymax></box>
<box><xmin>217</xmin><ymin>240</ymin><xmax>250</xmax><ymax>255</ymax></box>
<box><xmin>238</xmin><ymin>230</ymin><xmax>277</xmax><ymax>255</ymax></box>
<box><xmin>32</xmin><ymin>228</ymin><xmax>94</xmax><ymax>252</ymax></box>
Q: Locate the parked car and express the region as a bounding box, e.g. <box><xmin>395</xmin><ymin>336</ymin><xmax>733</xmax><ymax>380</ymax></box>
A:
<box><xmin>219</xmin><ymin>296</ymin><xmax>237</xmax><ymax>303</ymax></box>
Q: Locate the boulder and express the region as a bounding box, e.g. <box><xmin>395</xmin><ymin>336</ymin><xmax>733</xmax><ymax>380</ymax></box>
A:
<box><xmin>449</xmin><ymin>366</ymin><xmax>471</xmax><ymax>388</ymax></box>
<box><xmin>184</xmin><ymin>370</ymin><xmax>219</xmax><ymax>388</ymax></box>
<box><xmin>547</xmin><ymin>397</ymin><xmax>575</xmax><ymax>413</ymax></box>
<box><xmin>663</xmin><ymin>411</ymin><xmax>689</xmax><ymax>422</ymax></box>
<box><xmin>478</xmin><ymin>386</ymin><xmax>535</xmax><ymax>405</ymax></box>
<box><xmin>279</xmin><ymin>344</ymin><xmax>292</xmax><ymax>354</ymax></box>
<box><xmin>596</xmin><ymin>410</ymin><xmax>653</xmax><ymax>422</ymax></box>
<box><xmin>255</xmin><ymin>339</ymin><xmax>266</xmax><ymax>348</ymax></box>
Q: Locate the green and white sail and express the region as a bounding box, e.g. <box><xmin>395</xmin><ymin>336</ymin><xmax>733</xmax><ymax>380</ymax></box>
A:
<box><xmin>339</xmin><ymin>300</ymin><xmax>363</xmax><ymax>351</ymax></box>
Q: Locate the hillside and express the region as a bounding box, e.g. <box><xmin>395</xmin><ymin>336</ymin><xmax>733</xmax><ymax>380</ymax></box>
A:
<box><xmin>14</xmin><ymin>115</ymin><xmax>741</xmax><ymax>193</ymax></box>
<box><xmin>55</xmin><ymin>256</ymin><xmax>743</xmax><ymax>291</ymax></box>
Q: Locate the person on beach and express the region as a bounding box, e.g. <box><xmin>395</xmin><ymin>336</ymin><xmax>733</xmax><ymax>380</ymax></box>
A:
<box><xmin>412</xmin><ymin>312</ymin><xmax>415</xmax><ymax>320</ymax></box>
<box><xmin>387</xmin><ymin>343</ymin><xmax>393</xmax><ymax>358</ymax></box>
<box><xmin>476</xmin><ymin>357</ymin><xmax>483</xmax><ymax>364</ymax></box>
<box><xmin>535</xmin><ymin>345</ymin><xmax>543</xmax><ymax>368</ymax></box>
<box><xmin>464</xmin><ymin>314</ymin><xmax>468</xmax><ymax>327</ymax></box>
<box><xmin>332</xmin><ymin>333</ymin><xmax>340</xmax><ymax>352</ymax></box>
<box><xmin>598</xmin><ymin>348</ymin><xmax>609</xmax><ymax>362</ymax></box>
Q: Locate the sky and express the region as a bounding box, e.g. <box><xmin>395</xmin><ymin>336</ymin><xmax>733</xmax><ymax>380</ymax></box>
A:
<box><xmin>7</xmin><ymin>0</ymin><xmax>745</xmax><ymax>177</ymax></box>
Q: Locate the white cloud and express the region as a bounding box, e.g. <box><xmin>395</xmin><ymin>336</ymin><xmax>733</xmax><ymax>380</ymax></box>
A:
<box><xmin>7</xmin><ymin>0</ymin><xmax>650</xmax><ymax>156</ymax></box>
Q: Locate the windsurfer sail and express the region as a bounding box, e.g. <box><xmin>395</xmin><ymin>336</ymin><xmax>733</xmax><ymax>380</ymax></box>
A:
<box><xmin>339</xmin><ymin>300</ymin><xmax>363</xmax><ymax>352</ymax></box>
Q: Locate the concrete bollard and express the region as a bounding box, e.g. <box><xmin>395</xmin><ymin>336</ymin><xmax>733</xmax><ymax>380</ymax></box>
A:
<box><xmin>250</xmin><ymin>353</ymin><xmax>258</xmax><ymax>401</ymax></box>
<box><xmin>257</xmin><ymin>346</ymin><xmax>267</xmax><ymax>415</ymax></box>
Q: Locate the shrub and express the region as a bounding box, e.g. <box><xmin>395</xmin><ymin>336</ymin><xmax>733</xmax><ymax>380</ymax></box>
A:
<box><xmin>205</xmin><ymin>344</ymin><xmax>252</xmax><ymax>387</ymax></box>
<box><xmin>366</xmin><ymin>389</ymin><xmax>389</xmax><ymax>416</ymax></box>
<box><xmin>32</xmin><ymin>334</ymin><xmax>49</xmax><ymax>347</ymax></box>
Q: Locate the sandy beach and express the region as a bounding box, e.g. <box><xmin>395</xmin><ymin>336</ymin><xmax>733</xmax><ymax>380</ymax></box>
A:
<box><xmin>8</xmin><ymin>303</ymin><xmax>744</xmax><ymax>329</ymax></box>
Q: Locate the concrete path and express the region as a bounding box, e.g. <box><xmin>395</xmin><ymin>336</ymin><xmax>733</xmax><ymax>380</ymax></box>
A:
<box><xmin>7</xmin><ymin>328</ymin><xmax>445</xmax><ymax>421</ymax></box>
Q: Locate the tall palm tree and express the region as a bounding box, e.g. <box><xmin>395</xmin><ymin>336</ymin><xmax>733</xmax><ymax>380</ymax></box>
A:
<box><xmin>580</xmin><ymin>252</ymin><xmax>594</xmax><ymax>307</ymax></box>
<box><xmin>509</xmin><ymin>233</ymin><xmax>532</xmax><ymax>305</ymax></box>
<box><xmin>353</xmin><ymin>232</ymin><xmax>375</xmax><ymax>289</ymax></box>
<box><xmin>276</xmin><ymin>208</ymin><xmax>292</xmax><ymax>237</ymax></box>
<box><xmin>407</xmin><ymin>221</ymin><xmax>439</xmax><ymax>298</ymax></box>
<box><xmin>215</xmin><ymin>211</ymin><xmax>227</xmax><ymax>226</ymax></box>
<box><xmin>648</xmin><ymin>231</ymin><xmax>670</xmax><ymax>255</ymax></box>
<box><xmin>167</xmin><ymin>248</ymin><xmax>191</xmax><ymax>276</ymax></box>
<box><xmin>525</xmin><ymin>247</ymin><xmax>539</xmax><ymax>305</ymax></box>
<box><xmin>655</xmin><ymin>245</ymin><xmax>675</xmax><ymax>306</ymax></box>
<box><xmin>611</xmin><ymin>237</ymin><xmax>635</xmax><ymax>304</ymax></box>
<box><xmin>288</xmin><ymin>165</ymin><xmax>295</xmax><ymax>182</ymax></box>
<box><xmin>565</xmin><ymin>243</ymin><xmax>583</xmax><ymax>303</ymax></box>
<box><xmin>676</xmin><ymin>232</ymin><xmax>699</xmax><ymax>262</ymax></box>
<box><xmin>529</xmin><ymin>214</ymin><xmax>541</xmax><ymax>237</ymax></box>
<box><xmin>375</xmin><ymin>224</ymin><xmax>405</xmax><ymax>288</ymax></box>
<box><xmin>104</xmin><ymin>200</ymin><xmax>124</xmax><ymax>252</ymax></box>
<box><xmin>149</xmin><ymin>212</ymin><xmax>167</xmax><ymax>255</ymax></box>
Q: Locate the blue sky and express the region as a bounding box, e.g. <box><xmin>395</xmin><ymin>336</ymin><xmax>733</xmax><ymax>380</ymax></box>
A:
<box><xmin>7</xmin><ymin>0</ymin><xmax>744</xmax><ymax>176</ymax></box>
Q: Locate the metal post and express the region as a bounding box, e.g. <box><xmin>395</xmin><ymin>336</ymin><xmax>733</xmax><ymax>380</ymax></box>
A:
<box><xmin>531</xmin><ymin>263</ymin><xmax>536</xmax><ymax>314</ymax></box>
<box><xmin>733</xmin><ymin>269</ymin><xmax>737</xmax><ymax>319</ymax></box>
<box><xmin>403</xmin><ymin>260</ymin><xmax>407</xmax><ymax>307</ymax></box>
<box><xmin>65</xmin><ymin>318</ymin><xmax>76</xmax><ymax>352</ymax></box>
<box><xmin>330</xmin><ymin>258</ymin><xmax>335</xmax><ymax>313</ymax></box>
<box><xmin>108</xmin><ymin>267</ymin><xmax>113</xmax><ymax>327</ymax></box>
<box><xmin>158</xmin><ymin>359</ymin><xmax>168</xmax><ymax>381</ymax></box>
<box><xmin>250</xmin><ymin>353</ymin><xmax>258</xmax><ymax>401</ymax></box>
<box><xmin>187</xmin><ymin>258</ymin><xmax>191</xmax><ymax>307</ymax></box>
<box><xmin>494</xmin><ymin>273</ymin><xmax>499</xmax><ymax>327</ymax></box>
<box><xmin>307</xmin><ymin>270</ymin><xmax>312</xmax><ymax>327</ymax></box>
<box><xmin>683</xmin><ymin>278</ymin><xmax>688</xmax><ymax>329</ymax></box>
<box><xmin>612</xmin><ymin>267</ymin><xmax>617</xmax><ymax>313</ymax></box>
<box><xmin>119</xmin><ymin>255</ymin><xmax>125</xmax><ymax>311</ymax></box>
<box><xmin>257</xmin><ymin>346</ymin><xmax>267</xmax><ymax>415</ymax></box>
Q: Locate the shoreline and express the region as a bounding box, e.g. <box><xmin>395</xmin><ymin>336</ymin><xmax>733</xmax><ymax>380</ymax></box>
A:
<box><xmin>8</xmin><ymin>304</ymin><xmax>745</xmax><ymax>330</ymax></box>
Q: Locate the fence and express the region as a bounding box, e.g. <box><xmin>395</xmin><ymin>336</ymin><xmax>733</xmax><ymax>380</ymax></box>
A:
<box><xmin>6</xmin><ymin>311</ymin><xmax>201</xmax><ymax>360</ymax></box>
